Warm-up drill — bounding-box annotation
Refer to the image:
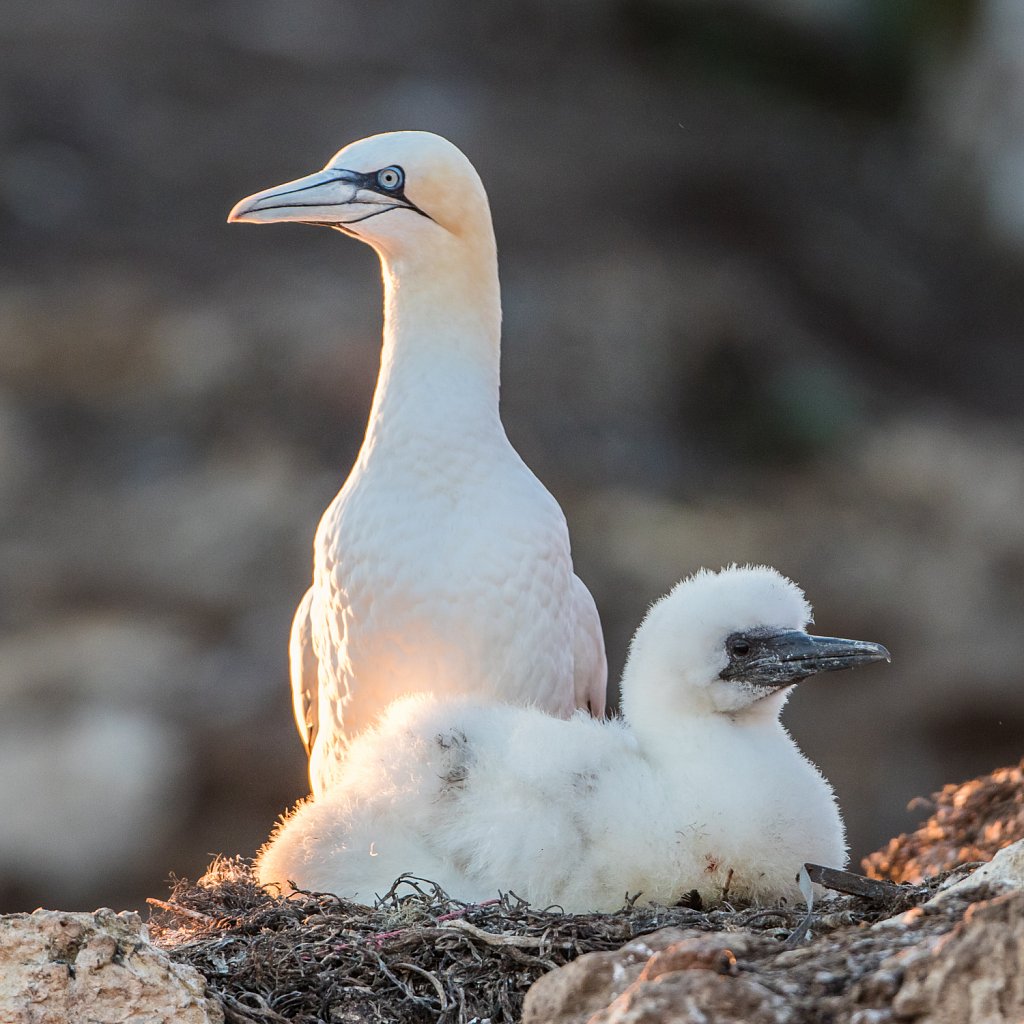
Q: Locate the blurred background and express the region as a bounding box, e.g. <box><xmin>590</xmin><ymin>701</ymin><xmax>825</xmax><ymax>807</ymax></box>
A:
<box><xmin>2</xmin><ymin>0</ymin><xmax>1023</xmax><ymax>913</ymax></box>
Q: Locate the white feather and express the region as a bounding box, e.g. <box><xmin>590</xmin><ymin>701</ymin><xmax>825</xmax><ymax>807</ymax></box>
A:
<box><xmin>257</xmin><ymin>566</ymin><xmax>866</xmax><ymax>911</ymax></box>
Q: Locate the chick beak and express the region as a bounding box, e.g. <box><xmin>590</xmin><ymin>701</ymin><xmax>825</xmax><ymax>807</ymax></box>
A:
<box><xmin>728</xmin><ymin>630</ymin><xmax>891</xmax><ymax>688</ymax></box>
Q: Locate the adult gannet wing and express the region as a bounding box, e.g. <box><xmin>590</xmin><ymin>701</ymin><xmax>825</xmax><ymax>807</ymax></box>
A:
<box><xmin>572</xmin><ymin>573</ymin><xmax>607</xmax><ymax>717</ymax></box>
<box><xmin>289</xmin><ymin>587</ymin><xmax>319</xmax><ymax>755</ymax></box>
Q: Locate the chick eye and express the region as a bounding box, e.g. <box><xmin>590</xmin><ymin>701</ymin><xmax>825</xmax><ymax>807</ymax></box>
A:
<box><xmin>729</xmin><ymin>638</ymin><xmax>751</xmax><ymax>657</ymax></box>
<box><xmin>376</xmin><ymin>166</ymin><xmax>404</xmax><ymax>191</ymax></box>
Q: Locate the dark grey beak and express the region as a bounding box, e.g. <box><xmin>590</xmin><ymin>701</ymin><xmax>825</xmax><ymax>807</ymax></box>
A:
<box><xmin>720</xmin><ymin>630</ymin><xmax>891</xmax><ymax>688</ymax></box>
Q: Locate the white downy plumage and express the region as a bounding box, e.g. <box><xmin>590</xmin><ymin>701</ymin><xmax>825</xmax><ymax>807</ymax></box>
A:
<box><xmin>229</xmin><ymin>132</ymin><xmax>607</xmax><ymax>796</ymax></box>
<box><xmin>256</xmin><ymin>566</ymin><xmax>890</xmax><ymax>912</ymax></box>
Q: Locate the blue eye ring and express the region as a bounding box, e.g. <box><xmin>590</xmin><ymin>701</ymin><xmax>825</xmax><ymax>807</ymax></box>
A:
<box><xmin>376</xmin><ymin>166</ymin><xmax>404</xmax><ymax>191</ymax></box>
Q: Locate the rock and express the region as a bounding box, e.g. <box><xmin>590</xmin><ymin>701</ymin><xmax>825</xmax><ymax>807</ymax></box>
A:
<box><xmin>892</xmin><ymin>891</ymin><xmax>1024</xmax><ymax>1023</ymax></box>
<box><xmin>588</xmin><ymin>933</ymin><xmax>788</xmax><ymax>1024</ymax></box>
<box><xmin>0</xmin><ymin>907</ymin><xmax>223</xmax><ymax>1023</ymax></box>
<box><xmin>593</xmin><ymin>971</ymin><xmax>789</xmax><ymax>1024</ymax></box>
<box><xmin>931</xmin><ymin>837</ymin><xmax>1024</xmax><ymax>903</ymax></box>
<box><xmin>522</xmin><ymin>927</ymin><xmax>693</xmax><ymax>1024</ymax></box>
<box><xmin>523</xmin><ymin>928</ymin><xmax>783</xmax><ymax>1024</ymax></box>
<box><xmin>523</xmin><ymin>891</ymin><xmax>1024</xmax><ymax>1024</ymax></box>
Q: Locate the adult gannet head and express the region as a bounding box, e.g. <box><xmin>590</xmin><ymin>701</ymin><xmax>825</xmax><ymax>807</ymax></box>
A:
<box><xmin>622</xmin><ymin>565</ymin><xmax>890</xmax><ymax>729</ymax></box>
<box><xmin>227</xmin><ymin>131</ymin><xmax>491</xmax><ymax>258</ymax></box>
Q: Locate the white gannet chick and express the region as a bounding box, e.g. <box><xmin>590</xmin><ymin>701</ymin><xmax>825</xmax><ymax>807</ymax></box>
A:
<box><xmin>255</xmin><ymin>566</ymin><xmax>889</xmax><ymax>912</ymax></box>
<box><xmin>228</xmin><ymin>132</ymin><xmax>607</xmax><ymax>796</ymax></box>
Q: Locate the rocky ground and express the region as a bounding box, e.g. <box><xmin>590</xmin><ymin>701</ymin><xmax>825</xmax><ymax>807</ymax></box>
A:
<box><xmin>3</xmin><ymin>0</ymin><xmax>1024</xmax><ymax>914</ymax></box>
<box><xmin>523</xmin><ymin>882</ymin><xmax>1024</xmax><ymax>1024</ymax></box>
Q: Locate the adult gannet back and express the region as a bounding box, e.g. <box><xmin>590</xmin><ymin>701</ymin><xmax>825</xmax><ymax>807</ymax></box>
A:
<box><xmin>256</xmin><ymin>566</ymin><xmax>890</xmax><ymax>912</ymax></box>
<box><xmin>229</xmin><ymin>132</ymin><xmax>607</xmax><ymax>795</ymax></box>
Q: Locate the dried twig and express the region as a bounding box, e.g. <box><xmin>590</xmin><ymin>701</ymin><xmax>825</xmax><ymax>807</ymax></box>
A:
<box><xmin>394</xmin><ymin>961</ymin><xmax>449</xmax><ymax>1009</ymax></box>
<box><xmin>439</xmin><ymin>917</ymin><xmax>572</xmax><ymax>949</ymax></box>
<box><xmin>145</xmin><ymin>897</ymin><xmax>217</xmax><ymax>924</ymax></box>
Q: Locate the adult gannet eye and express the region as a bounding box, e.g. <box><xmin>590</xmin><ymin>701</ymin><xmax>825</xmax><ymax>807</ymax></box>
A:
<box><xmin>376</xmin><ymin>166</ymin><xmax>404</xmax><ymax>191</ymax></box>
<box><xmin>728</xmin><ymin>638</ymin><xmax>751</xmax><ymax>657</ymax></box>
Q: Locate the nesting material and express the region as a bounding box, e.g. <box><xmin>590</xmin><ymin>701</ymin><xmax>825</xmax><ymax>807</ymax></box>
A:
<box><xmin>149</xmin><ymin>858</ymin><xmax>930</xmax><ymax>1024</ymax></box>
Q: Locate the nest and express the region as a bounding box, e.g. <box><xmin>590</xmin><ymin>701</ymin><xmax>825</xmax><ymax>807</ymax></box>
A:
<box><xmin>864</xmin><ymin>758</ymin><xmax>1024</xmax><ymax>883</ymax></box>
<box><xmin>148</xmin><ymin>857</ymin><xmax>929</xmax><ymax>1024</ymax></box>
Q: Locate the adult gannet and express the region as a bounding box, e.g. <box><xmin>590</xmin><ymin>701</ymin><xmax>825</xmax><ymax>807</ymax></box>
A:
<box><xmin>229</xmin><ymin>132</ymin><xmax>607</xmax><ymax>795</ymax></box>
<box><xmin>256</xmin><ymin>566</ymin><xmax>890</xmax><ymax>911</ymax></box>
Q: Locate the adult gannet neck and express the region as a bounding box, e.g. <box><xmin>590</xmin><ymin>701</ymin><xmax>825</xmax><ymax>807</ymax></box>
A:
<box><xmin>256</xmin><ymin>566</ymin><xmax>890</xmax><ymax>912</ymax></box>
<box><xmin>366</xmin><ymin>228</ymin><xmax>502</xmax><ymax>449</ymax></box>
<box><xmin>229</xmin><ymin>132</ymin><xmax>607</xmax><ymax>795</ymax></box>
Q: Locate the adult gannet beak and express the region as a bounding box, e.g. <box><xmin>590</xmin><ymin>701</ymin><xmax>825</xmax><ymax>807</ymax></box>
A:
<box><xmin>722</xmin><ymin>630</ymin><xmax>890</xmax><ymax>688</ymax></box>
<box><xmin>228</xmin><ymin>167</ymin><xmax>425</xmax><ymax>227</ymax></box>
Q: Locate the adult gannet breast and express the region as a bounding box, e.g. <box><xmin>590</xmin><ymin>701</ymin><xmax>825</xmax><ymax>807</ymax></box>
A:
<box><xmin>229</xmin><ymin>132</ymin><xmax>607</xmax><ymax>796</ymax></box>
<box><xmin>256</xmin><ymin>565</ymin><xmax>891</xmax><ymax>911</ymax></box>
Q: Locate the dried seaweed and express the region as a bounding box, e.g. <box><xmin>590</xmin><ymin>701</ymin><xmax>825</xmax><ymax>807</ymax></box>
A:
<box><xmin>148</xmin><ymin>857</ymin><xmax>934</xmax><ymax>1024</ymax></box>
<box><xmin>864</xmin><ymin>759</ymin><xmax>1024</xmax><ymax>883</ymax></box>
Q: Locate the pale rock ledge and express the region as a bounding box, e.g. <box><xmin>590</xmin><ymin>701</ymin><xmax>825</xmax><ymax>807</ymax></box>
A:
<box><xmin>0</xmin><ymin>907</ymin><xmax>222</xmax><ymax>1024</ymax></box>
